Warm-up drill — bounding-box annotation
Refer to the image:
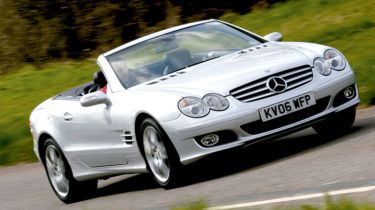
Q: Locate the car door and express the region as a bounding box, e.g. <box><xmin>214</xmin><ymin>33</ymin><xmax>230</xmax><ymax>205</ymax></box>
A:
<box><xmin>55</xmin><ymin>97</ymin><xmax>128</xmax><ymax>167</ymax></box>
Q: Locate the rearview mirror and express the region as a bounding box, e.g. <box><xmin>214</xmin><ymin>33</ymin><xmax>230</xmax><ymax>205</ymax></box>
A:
<box><xmin>80</xmin><ymin>91</ymin><xmax>109</xmax><ymax>107</ymax></box>
<box><xmin>263</xmin><ymin>32</ymin><xmax>283</xmax><ymax>42</ymax></box>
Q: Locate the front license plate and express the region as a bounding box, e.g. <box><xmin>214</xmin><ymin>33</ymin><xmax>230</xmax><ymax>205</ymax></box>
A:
<box><xmin>259</xmin><ymin>93</ymin><xmax>316</xmax><ymax>122</ymax></box>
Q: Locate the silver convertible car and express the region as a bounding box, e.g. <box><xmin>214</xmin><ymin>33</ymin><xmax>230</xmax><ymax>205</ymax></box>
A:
<box><xmin>30</xmin><ymin>19</ymin><xmax>359</xmax><ymax>202</ymax></box>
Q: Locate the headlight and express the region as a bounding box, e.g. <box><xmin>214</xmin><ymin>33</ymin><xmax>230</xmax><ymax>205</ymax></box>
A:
<box><xmin>324</xmin><ymin>49</ymin><xmax>346</xmax><ymax>70</ymax></box>
<box><xmin>178</xmin><ymin>94</ymin><xmax>230</xmax><ymax>118</ymax></box>
<box><xmin>314</xmin><ymin>58</ymin><xmax>331</xmax><ymax>76</ymax></box>
<box><xmin>314</xmin><ymin>49</ymin><xmax>346</xmax><ymax>76</ymax></box>
<box><xmin>202</xmin><ymin>94</ymin><xmax>229</xmax><ymax>111</ymax></box>
<box><xmin>178</xmin><ymin>97</ymin><xmax>209</xmax><ymax>118</ymax></box>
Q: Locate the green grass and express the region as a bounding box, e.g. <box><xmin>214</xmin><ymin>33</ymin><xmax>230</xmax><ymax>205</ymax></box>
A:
<box><xmin>171</xmin><ymin>197</ymin><xmax>375</xmax><ymax>210</ymax></box>
<box><xmin>0</xmin><ymin>0</ymin><xmax>375</xmax><ymax>165</ymax></box>
<box><xmin>221</xmin><ymin>0</ymin><xmax>375</xmax><ymax>105</ymax></box>
<box><xmin>171</xmin><ymin>200</ymin><xmax>207</xmax><ymax>210</ymax></box>
<box><xmin>0</xmin><ymin>60</ymin><xmax>97</xmax><ymax>165</ymax></box>
<box><xmin>277</xmin><ymin>197</ymin><xmax>375</xmax><ymax>210</ymax></box>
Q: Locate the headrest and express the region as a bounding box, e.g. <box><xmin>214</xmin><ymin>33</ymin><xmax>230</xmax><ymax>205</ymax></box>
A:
<box><xmin>93</xmin><ymin>70</ymin><xmax>107</xmax><ymax>87</ymax></box>
<box><xmin>164</xmin><ymin>49</ymin><xmax>192</xmax><ymax>70</ymax></box>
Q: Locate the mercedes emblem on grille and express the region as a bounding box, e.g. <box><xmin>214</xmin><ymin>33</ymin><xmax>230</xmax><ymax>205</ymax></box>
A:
<box><xmin>267</xmin><ymin>77</ymin><xmax>287</xmax><ymax>93</ymax></box>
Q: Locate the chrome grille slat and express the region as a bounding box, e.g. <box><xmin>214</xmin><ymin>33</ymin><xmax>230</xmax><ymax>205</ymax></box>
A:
<box><xmin>234</xmin><ymin>86</ymin><xmax>269</xmax><ymax>100</ymax></box>
<box><xmin>230</xmin><ymin>65</ymin><xmax>313</xmax><ymax>102</ymax></box>
<box><xmin>278</xmin><ymin>67</ymin><xmax>311</xmax><ymax>78</ymax></box>
<box><xmin>285</xmin><ymin>72</ymin><xmax>313</xmax><ymax>82</ymax></box>
<box><xmin>287</xmin><ymin>79</ymin><xmax>312</xmax><ymax>89</ymax></box>
<box><xmin>230</xmin><ymin>81</ymin><xmax>266</xmax><ymax>95</ymax></box>
<box><xmin>242</xmin><ymin>92</ymin><xmax>276</xmax><ymax>102</ymax></box>
<box><xmin>288</xmin><ymin>76</ymin><xmax>313</xmax><ymax>86</ymax></box>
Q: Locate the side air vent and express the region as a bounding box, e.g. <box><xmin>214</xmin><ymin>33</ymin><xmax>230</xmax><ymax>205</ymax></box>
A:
<box><xmin>121</xmin><ymin>131</ymin><xmax>134</xmax><ymax>145</ymax></box>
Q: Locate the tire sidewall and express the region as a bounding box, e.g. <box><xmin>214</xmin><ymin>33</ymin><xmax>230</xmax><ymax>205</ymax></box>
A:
<box><xmin>43</xmin><ymin>138</ymin><xmax>75</xmax><ymax>202</ymax></box>
<box><xmin>140</xmin><ymin>118</ymin><xmax>180</xmax><ymax>187</ymax></box>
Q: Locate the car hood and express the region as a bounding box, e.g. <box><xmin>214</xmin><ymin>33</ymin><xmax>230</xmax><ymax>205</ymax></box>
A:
<box><xmin>133</xmin><ymin>42</ymin><xmax>313</xmax><ymax>96</ymax></box>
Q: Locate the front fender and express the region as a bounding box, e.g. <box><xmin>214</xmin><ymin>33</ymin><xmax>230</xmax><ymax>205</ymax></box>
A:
<box><xmin>32</xmin><ymin>111</ymin><xmax>69</xmax><ymax>162</ymax></box>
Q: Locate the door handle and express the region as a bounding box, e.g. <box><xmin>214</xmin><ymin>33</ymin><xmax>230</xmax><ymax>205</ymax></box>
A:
<box><xmin>63</xmin><ymin>112</ymin><xmax>73</xmax><ymax>121</ymax></box>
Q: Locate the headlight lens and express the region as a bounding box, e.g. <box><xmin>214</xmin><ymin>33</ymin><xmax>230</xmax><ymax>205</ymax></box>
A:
<box><xmin>324</xmin><ymin>49</ymin><xmax>346</xmax><ymax>70</ymax></box>
<box><xmin>178</xmin><ymin>94</ymin><xmax>230</xmax><ymax>118</ymax></box>
<box><xmin>314</xmin><ymin>58</ymin><xmax>332</xmax><ymax>76</ymax></box>
<box><xmin>202</xmin><ymin>94</ymin><xmax>229</xmax><ymax>111</ymax></box>
<box><xmin>178</xmin><ymin>97</ymin><xmax>209</xmax><ymax>118</ymax></box>
<box><xmin>314</xmin><ymin>49</ymin><xmax>346</xmax><ymax>76</ymax></box>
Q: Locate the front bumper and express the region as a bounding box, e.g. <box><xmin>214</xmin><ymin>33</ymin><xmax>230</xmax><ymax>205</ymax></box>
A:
<box><xmin>161</xmin><ymin>68</ymin><xmax>360</xmax><ymax>165</ymax></box>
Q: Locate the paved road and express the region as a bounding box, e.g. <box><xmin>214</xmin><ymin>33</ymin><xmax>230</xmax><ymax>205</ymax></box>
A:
<box><xmin>1</xmin><ymin>107</ymin><xmax>375</xmax><ymax>210</ymax></box>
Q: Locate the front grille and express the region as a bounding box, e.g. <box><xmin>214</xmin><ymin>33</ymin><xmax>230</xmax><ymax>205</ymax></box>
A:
<box><xmin>240</xmin><ymin>96</ymin><xmax>330</xmax><ymax>135</ymax></box>
<box><xmin>230</xmin><ymin>65</ymin><xmax>313</xmax><ymax>102</ymax></box>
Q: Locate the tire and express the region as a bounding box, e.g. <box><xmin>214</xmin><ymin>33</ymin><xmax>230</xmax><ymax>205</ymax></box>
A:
<box><xmin>140</xmin><ymin>118</ymin><xmax>181</xmax><ymax>188</ymax></box>
<box><xmin>43</xmin><ymin>139</ymin><xmax>97</xmax><ymax>203</ymax></box>
<box><xmin>313</xmin><ymin>107</ymin><xmax>356</xmax><ymax>136</ymax></box>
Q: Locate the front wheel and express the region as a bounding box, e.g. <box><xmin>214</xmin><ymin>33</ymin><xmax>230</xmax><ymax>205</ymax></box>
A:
<box><xmin>44</xmin><ymin>139</ymin><xmax>97</xmax><ymax>203</ymax></box>
<box><xmin>140</xmin><ymin>118</ymin><xmax>181</xmax><ymax>187</ymax></box>
<box><xmin>313</xmin><ymin>107</ymin><xmax>356</xmax><ymax>136</ymax></box>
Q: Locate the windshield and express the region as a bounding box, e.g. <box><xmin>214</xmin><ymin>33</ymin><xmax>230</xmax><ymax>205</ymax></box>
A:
<box><xmin>106</xmin><ymin>21</ymin><xmax>263</xmax><ymax>88</ymax></box>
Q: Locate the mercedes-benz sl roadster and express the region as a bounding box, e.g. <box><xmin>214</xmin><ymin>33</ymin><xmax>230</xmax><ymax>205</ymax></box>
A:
<box><xmin>29</xmin><ymin>19</ymin><xmax>359</xmax><ymax>202</ymax></box>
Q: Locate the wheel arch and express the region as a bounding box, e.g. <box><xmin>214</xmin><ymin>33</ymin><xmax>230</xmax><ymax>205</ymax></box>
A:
<box><xmin>38</xmin><ymin>132</ymin><xmax>53</xmax><ymax>164</ymax></box>
<box><xmin>134</xmin><ymin>112</ymin><xmax>181</xmax><ymax>161</ymax></box>
<box><xmin>134</xmin><ymin>112</ymin><xmax>154</xmax><ymax>158</ymax></box>
<box><xmin>38</xmin><ymin>132</ymin><xmax>66</xmax><ymax>165</ymax></box>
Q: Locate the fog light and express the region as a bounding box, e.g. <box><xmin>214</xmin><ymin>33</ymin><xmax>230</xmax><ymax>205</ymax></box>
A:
<box><xmin>200</xmin><ymin>134</ymin><xmax>219</xmax><ymax>147</ymax></box>
<box><xmin>344</xmin><ymin>87</ymin><xmax>355</xmax><ymax>99</ymax></box>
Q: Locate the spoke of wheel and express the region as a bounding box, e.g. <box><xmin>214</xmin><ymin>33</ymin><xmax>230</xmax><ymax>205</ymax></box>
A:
<box><xmin>157</xmin><ymin>142</ymin><xmax>168</xmax><ymax>159</ymax></box>
<box><xmin>160</xmin><ymin>152</ymin><xmax>168</xmax><ymax>160</ymax></box>
<box><xmin>149</xmin><ymin>130</ymin><xmax>158</xmax><ymax>145</ymax></box>
<box><xmin>158</xmin><ymin>161</ymin><xmax>170</xmax><ymax>178</ymax></box>
<box><xmin>45</xmin><ymin>145</ymin><xmax>69</xmax><ymax>197</ymax></box>
<box><xmin>57</xmin><ymin>158</ymin><xmax>65</xmax><ymax>175</ymax></box>
<box><xmin>46</xmin><ymin>156</ymin><xmax>53</xmax><ymax>169</ymax></box>
<box><xmin>143</xmin><ymin>125</ymin><xmax>170</xmax><ymax>183</ymax></box>
<box><xmin>143</xmin><ymin>139</ymin><xmax>152</xmax><ymax>156</ymax></box>
<box><xmin>58</xmin><ymin>176</ymin><xmax>69</xmax><ymax>193</ymax></box>
<box><xmin>50</xmin><ymin>148</ymin><xmax>57</xmax><ymax>163</ymax></box>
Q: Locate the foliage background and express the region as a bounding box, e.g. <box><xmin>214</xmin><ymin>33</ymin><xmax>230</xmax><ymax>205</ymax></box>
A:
<box><xmin>0</xmin><ymin>0</ymin><xmax>374</xmax><ymax>165</ymax></box>
<box><xmin>0</xmin><ymin>0</ymin><xmax>283</xmax><ymax>73</ymax></box>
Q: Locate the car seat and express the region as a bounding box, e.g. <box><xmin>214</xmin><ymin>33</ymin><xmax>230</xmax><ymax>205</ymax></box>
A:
<box><xmin>93</xmin><ymin>70</ymin><xmax>107</xmax><ymax>88</ymax></box>
<box><xmin>163</xmin><ymin>49</ymin><xmax>192</xmax><ymax>75</ymax></box>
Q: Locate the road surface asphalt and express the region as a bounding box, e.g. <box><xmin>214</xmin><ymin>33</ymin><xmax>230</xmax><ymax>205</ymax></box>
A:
<box><xmin>1</xmin><ymin>107</ymin><xmax>374</xmax><ymax>210</ymax></box>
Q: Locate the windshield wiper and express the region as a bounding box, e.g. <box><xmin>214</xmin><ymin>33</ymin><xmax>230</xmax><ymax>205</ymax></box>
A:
<box><xmin>190</xmin><ymin>56</ymin><xmax>222</xmax><ymax>67</ymax></box>
<box><xmin>170</xmin><ymin>56</ymin><xmax>221</xmax><ymax>73</ymax></box>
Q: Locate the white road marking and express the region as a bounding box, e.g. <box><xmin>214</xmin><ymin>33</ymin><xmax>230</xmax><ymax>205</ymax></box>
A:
<box><xmin>206</xmin><ymin>185</ymin><xmax>375</xmax><ymax>210</ymax></box>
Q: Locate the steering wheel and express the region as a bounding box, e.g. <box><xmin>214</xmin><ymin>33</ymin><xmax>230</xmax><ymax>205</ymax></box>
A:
<box><xmin>81</xmin><ymin>84</ymin><xmax>99</xmax><ymax>96</ymax></box>
<box><xmin>87</xmin><ymin>84</ymin><xmax>99</xmax><ymax>93</ymax></box>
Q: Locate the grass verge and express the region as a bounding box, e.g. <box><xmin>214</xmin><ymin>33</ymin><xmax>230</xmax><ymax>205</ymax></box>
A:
<box><xmin>171</xmin><ymin>197</ymin><xmax>375</xmax><ymax>210</ymax></box>
<box><xmin>0</xmin><ymin>60</ymin><xmax>97</xmax><ymax>165</ymax></box>
<box><xmin>0</xmin><ymin>0</ymin><xmax>374</xmax><ymax>165</ymax></box>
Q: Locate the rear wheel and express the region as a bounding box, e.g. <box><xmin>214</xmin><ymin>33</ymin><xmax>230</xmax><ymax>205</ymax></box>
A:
<box><xmin>44</xmin><ymin>139</ymin><xmax>97</xmax><ymax>203</ymax></box>
<box><xmin>140</xmin><ymin>118</ymin><xmax>181</xmax><ymax>187</ymax></box>
<box><xmin>313</xmin><ymin>107</ymin><xmax>356</xmax><ymax>135</ymax></box>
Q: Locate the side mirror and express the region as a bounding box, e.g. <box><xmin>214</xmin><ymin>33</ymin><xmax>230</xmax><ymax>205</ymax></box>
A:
<box><xmin>263</xmin><ymin>32</ymin><xmax>283</xmax><ymax>42</ymax></box>
<box><xmin>80</xmin><ymin>91</ymin><xmax>109</xmax><ymax>107</ymax></box>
